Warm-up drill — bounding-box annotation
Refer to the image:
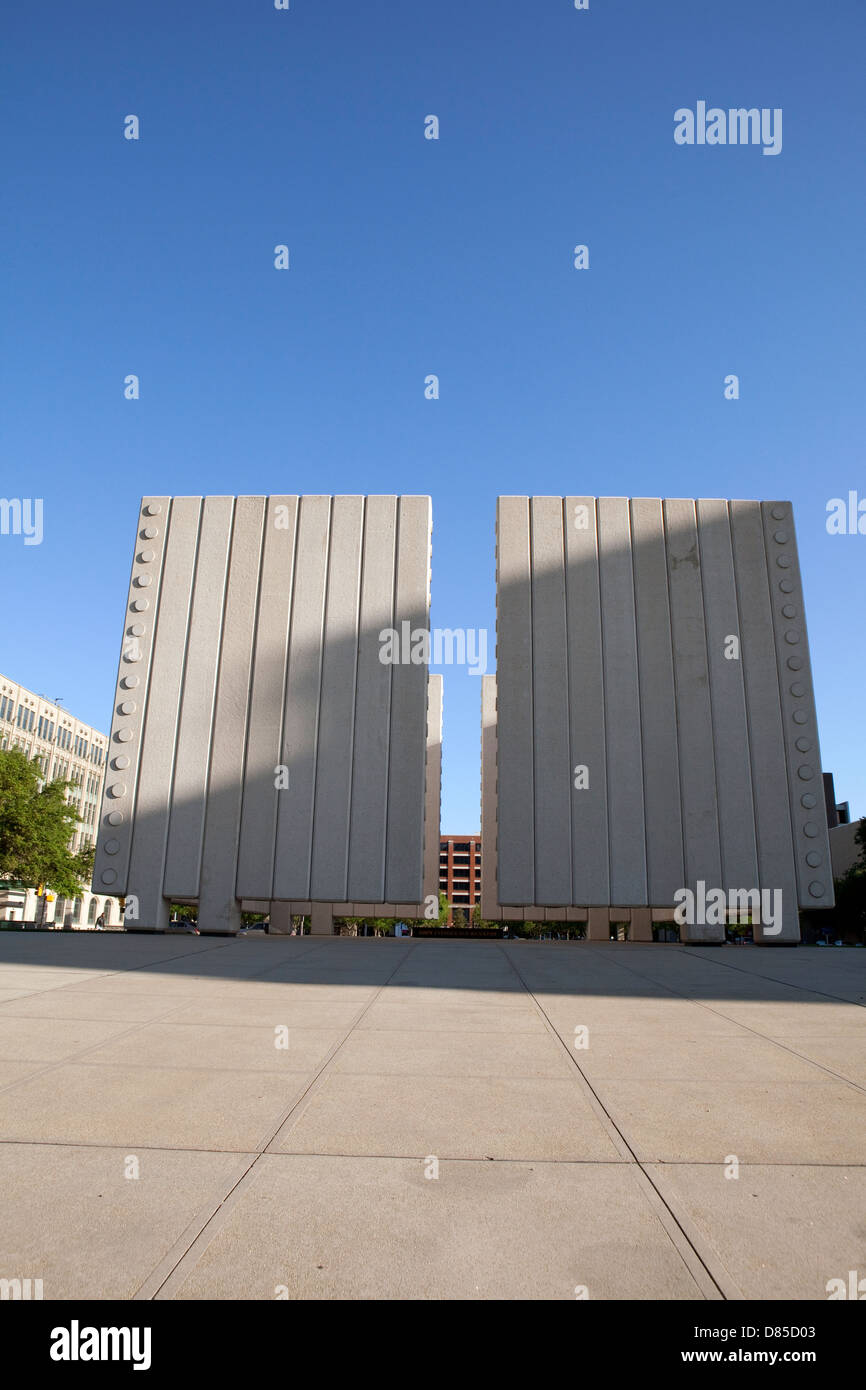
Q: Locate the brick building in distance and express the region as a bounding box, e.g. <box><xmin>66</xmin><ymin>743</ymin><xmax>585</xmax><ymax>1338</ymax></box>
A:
<box><xmin>439</xmin><ymin>835</ymin><xmax>482</xmax><ymax>923</ymax></box>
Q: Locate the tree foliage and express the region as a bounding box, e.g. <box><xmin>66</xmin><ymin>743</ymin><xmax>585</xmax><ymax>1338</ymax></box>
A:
<box><xmin>0</xmin><ymin>748</ymin><xmax>93</xmax><ymax>899</ymax></box>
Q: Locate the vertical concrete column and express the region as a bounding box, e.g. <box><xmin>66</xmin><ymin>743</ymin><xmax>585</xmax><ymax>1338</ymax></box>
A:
<box><xmin>761</xmin><ymin>502</ymin><xmax>833</xmax><ymax>929</ymax></box>
<box><xmin>125</xmin><ymin>497</ymin><xmax>202</xmax><ymax>931</ymax></box>
<box><xmin>597</xmin><ymin>499</ymin><xmax>647</xmax><ymax>907</ymax></box>
<box><xmin>198</xmin><ymin>497</ymin><xmax>266</xmax><ymax>934</ymax></box>
<box><xmin>587</xmin><ymin>908</ymin><xmax>610</xmax><ymax>942</ymax></box>
<box><xmin>564</xmin><ymin>497</ymin><xmax>609</xmax><ymax>906</ymax></box>
<box><xmin>730</xmin><ymin>502</ymin><xmax>800</xmax><ymax>943</ymax></box>
<box><xmin>530</xmin><ymin>497</ymin><xmax>571</xmax><ymax>906</ymax></box>
<box><xmin>496</xmin><ymin>498</ymin><xmax>535</xmax><ymax>906</ymax></box>
<box><xmin>92</xmin><ymin>497</ymin><xmax>169</xmax><ymax>922</ymax></box>
<box><xmin>385</xmin><ymin>497</ymin><xmax>432</xmax><ymax>901</ymax></box>
<box><xmin>311</xmin><ymin>496</ymin><xmax>364</xmax><ymax>900</ymax></box>
<box><xmin>236</xmin><ymin>497</ymin><xmax>298</xmax><ymax>900</ymax></box>
<box><xmin>274</xmin><ymin>496</ymin><xmax>332</xmax><ymax>900</ymax></box>
<box><xmin>423</xmin><ymin>675</ymin><xmax>443</xmax><ymax>901</ymax></box>
<box><xmin>696</xmin><ymin>500</ymin><xmax>760</xmax><ymax>900</ymax></box>
<box><xmin>630</xmin><ymin>908</ymin><xmax>653</xmax><ymax>941</ymax></box>
<box><xmin>631</xmin><ymin>499</ymin><xmax>684</xmax><ymax>907</ymax></box>
<box><xmin>269</xmin><ymin>902</ymin><xmax>294</xmax><ymax>934</ymax></box>
<box><xmin>310</xmin><ymin>902</ymin><xmax>335</xmax><ymax>935</ymax></box>
<box><xmin>664</xmin><ymin>499</ymin><xmax>723</xmax><ymax>943</ymax></box>
<box><xmin>480</xmin><ymin>675</ymin><xmax>501</xmax><ymax>921</ymax></box>
<box><xmin>347</xmin><ymin>495</ymin><xmax>397</xmax><ymax>901</ymax></box>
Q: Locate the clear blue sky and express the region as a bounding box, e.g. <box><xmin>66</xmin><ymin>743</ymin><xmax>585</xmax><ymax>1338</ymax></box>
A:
<box><xmin>2</xmin><ymin>0</ymin><xmax>864</xmax><ymax>831</ymax></box>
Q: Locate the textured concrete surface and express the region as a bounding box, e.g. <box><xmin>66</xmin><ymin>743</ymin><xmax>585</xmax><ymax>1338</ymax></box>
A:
<box><xmin>492</xmin><ymin>498</ymin><xmax>833</xmax><ymax>938</ymax></box>
<box><xmin>92</xmin><ymin>496</ymin><xmax>437</xmax><ymax>928</ymax></box>
<box><xmin>0</xmin><ymin>934</ymin><xmax>863</xmax><ymax>1300</ymax></box>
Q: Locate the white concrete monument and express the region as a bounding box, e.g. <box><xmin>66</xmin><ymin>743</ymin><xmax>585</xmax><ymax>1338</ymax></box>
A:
<box><xmin>484</xmin><ymin>497</ymin><xmax>833</xmax><ymax>944</ymax></box>
<box><xmin>92</xmin><ymin>496</ymin><xmax>440</xmax><ymax>933</ymax></box>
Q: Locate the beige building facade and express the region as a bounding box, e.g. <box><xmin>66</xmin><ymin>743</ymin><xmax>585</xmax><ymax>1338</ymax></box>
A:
<box><xmin>0</xmin><ymin>673</ymin><xmax>120</xmax><ymax>927</ymax></box>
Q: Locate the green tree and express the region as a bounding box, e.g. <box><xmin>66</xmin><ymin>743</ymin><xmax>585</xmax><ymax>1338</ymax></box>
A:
<box><xmin>0</xmin><ymin>748</ymin><xmax>94</xmax><ymax>899</ymax></box>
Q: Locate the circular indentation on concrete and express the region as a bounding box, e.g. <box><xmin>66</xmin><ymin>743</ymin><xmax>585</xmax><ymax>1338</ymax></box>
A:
<box><xmin>773</xmin><ymin>529</ymin><xmax>790</xmax><ymax>544</ymax></box>
<box><xmin>107</xmin><ymin>811</ymin><xmax>124</xmax><ymax>827</ymax></box>
<box><xmin>138</xmin><ymin>550</ymin><xmax>156</xmax><ymax>563</ymax></box>
<box><xmin>801</xmin><ymin>794</ymin><xmax>817</xmax><ymax>809</ymax></box>
<box><xmin>797</xmin><ymin>765</ymin><xmax>814</xmax><ymax>781</ymax></box>
<box><xmin>116</xmin><ymin>729</ymin><xmax>134</xmax><ymax>743</ymax></box>
<box><xmin>806</xmin><ymin>852</ymin><xmax>822</xmax><ymax>868</ymax></box>
<box><xmin>107</xmin><ymin>782</ymin><xmax>126</xmax><ymax>798</ymax></box>
<box><xmin>129</xmin><ymin>623</ymin><xmax>145</xmax><ymax>638</ymax></box>
<box><xmin>144</xmin><ymin>503</ymin><xmax>162</xmax><ymax>516</ymax></box>
<box><xmin>795</xmin><ymin>737</ymin><xmax>812</xmax><ymax>752</ymax></box>
<box><xmin>101</xmin><ymin>870</ymin><xmax>117</xmax><ymax>886</ymax></box>
<box><xmin>793</xmin><ymin>710</ymin><xmax>808</xmax><ymax>724</ymax></box>
<box><xmin>777</xmin><ymin>555</ymin><xmax>792</xmax><ymax>568</ymax></box>
<box><xmin>134</xmin><ymin>574</ymin><xmax>153</xmax><ymax>588</ymax></box>
<box><xmin>779</xmin><ymin>579</ymin><xmax>795</xmax><ymax>593</ymax></box>
<box><xmin>104</xmin><ymin>839</ymin><xmax>120</xmax><ymax>855</ymax></box>
<box><xmin>131</xmin><ymin>598</ymin><xmax>149</xmax><ymax>612</ymax></box>
<box><xmin>808</xmin><ymin>881</ymin><xmax>825</xmax><ymax>898</ymax></box>
<box><xmin>784</xmin><ymin>630</ymin><xmax>800</xmax><ymax>644</ymax></box>
<box><xmin>121</xmin><ymin>675</ymin><xmax>139</xmax><ymax>689</ymax></box>
<box><xmin>142</xmin><ymin>527</ymin><xmax>158</xmax><ymax>540</ymax></box>
<box><xmin>787</xmin><ymin>656</ymin><xmax>803</xmax><ymax>670</ymax></box>
<box><xmin>781</xmin><ymin>604</ymin><xmax>797</xmax><ymax>619</ymax></box>
<box><xmin>803</xmin><ymin>822</ymin><xmax>819</xmax><ymax>837</ymax></box>
<box><xmin>113</xmin><ymin>755</ymin><xmax>130</xmax><ymax>770</ymax></box>
<box><xmin>790</xmin><ymin>682</ymin><xmax>805</xmax><ymax>697</ymax></box>
<box><xmin>119</xmin><ymin>701</ymin><xmax>136</xmax><ymax>715</ymax></box>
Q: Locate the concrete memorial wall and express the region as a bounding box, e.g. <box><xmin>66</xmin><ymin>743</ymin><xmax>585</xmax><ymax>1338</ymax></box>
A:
<box><xmin>92</xmin><ymin>495</ymin><xmax>438</xmax><ymax>933</ymax></box>
<box><xmin>486</xmin><ymin>496</ymin><xmax>833</xmax><ymax>943</ymax></box>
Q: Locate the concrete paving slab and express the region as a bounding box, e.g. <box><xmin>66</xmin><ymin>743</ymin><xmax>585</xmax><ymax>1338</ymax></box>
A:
<box><xmin>375</xmin><ymin>987</ymin><xmax>529</xmax><ymax>1008</ymax></box>
<box><xmin>597</xmin><ymin>1079</ymin><xmax>866</xmax><ymax>1163</ymax></box>
<box><xmin>538</xmin><ymin>997</ymin><xmax>749</xmax><ymax>1037</ymax></box>
<box><xmin>0</xmin><ymin>1060</ymin><xmax>49</xmax><ymax>1088</ymax></box>
<box><xmin>0</xmin><ymin>1063</ymin><xmax>311</xmax><ymax>1150</ymax></box>
<box><xmin>332</xmin><ymin>1029</ymin><xmax>572</xmax><ymax>1078</ymax></box>
<box><xmin>203</xmin><ymin>982</ymin><xmax>379</xmax><ymax>1005</ymax></box>
<box><xmin>0</xmin><ymin>1016</ymin><xmax>139</xmax><ymax>1062</ymax></box>
<box><xmin>0</xmin><ymin>990</ymin><xmax>195</xmax><ymax>1023</ymax></box>
<box><xmin>705</xmin><ymin>1002</ymin><xmax>866</xmax><ymax>1035</ymax></box>
<box><xmin>646</xmin><ymin>1163</ymin><xmax>866</xmax><ymax>1300</ymax></box>
<box><xmin>84</xmin><ymin>1022</ymin><xmax>344</xmax><ymax>1074</ymax></box>
<box><xmin>167</xmin><ymin>1155</ymin><xmax>702</xmax><ymax>1301</ymax></box>
<box><xmin>168</xmin><ymin>999</ymin><xmax>366</xmax><ymax>1030</ymax></box>
<box><xmin>271</xmin><ymin>1073</ymin><xmax>623</xmax><ymax>1160</ymax></box>
<box><xmin>0</xmin><ymin>971</ymin><xmax>104</xmax><ymax>992</ymax></box>
<box><xmin>571</xmin><ymin>1034</ymin><xmax>843</xmax><ymax>1083</ymax></box>
<box><xmin>56</xmin><ymin>973</ymin><xmax>236</xmax><ymax>997</ymax></box>
<box><xmin>770</xmin><ymin>1035</ymin><xmax>866</xmax><ymax>1087</ymax></box>
<box><xmin>0</xmin><ymin>934</ymin><xmax>862</xmax><ymax>1301</ymax></box>
<box><xmin>0</xmin><ymin>1142</ymin><xmax>246</xmax><ymax>1300</ymax></box>
<box><xmin>358</xmin><ymin>1001</ymin><xmax>546</xmax><ymax>1033</ymax></box>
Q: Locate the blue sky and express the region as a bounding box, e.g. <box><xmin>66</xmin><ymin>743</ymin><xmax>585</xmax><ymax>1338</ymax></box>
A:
<box><xmin>2</xmin><ymin>0</ymin><xmax>864</xmax><ymax>830</ymax></box>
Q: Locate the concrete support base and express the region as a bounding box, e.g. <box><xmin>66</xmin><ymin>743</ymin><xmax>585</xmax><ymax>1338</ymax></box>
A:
<box><xmin>310</xmin><ymin>903</ymin><xmax>335</xmax><ymax>935</ymax></box>
<box><xmin>268</xmin><ymin>903</ymin><xmax>295</xmax><ymax>935</ymax></box>
<box><xmin>587</xmin><ymin>908</ymin><xmax>610</xmax><ymax>942</ymax></box>
<box><xmin>630</xmin><ymin>908</ymin><xmax>653</xmax><ymax>942</ymax></box>
<box><xmin>197</xmin><ymin>894</ymin><xmax>241</xmax><ymax>936</ymax></box>
<box><xmin>123</xmin><ymin>895</ymin><xmax>170</xmax><ymax>934</ymax></box>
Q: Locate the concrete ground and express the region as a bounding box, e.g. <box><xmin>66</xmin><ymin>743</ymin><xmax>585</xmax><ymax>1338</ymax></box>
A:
<box><xmin>0</xmin><ymin>933</ymin><xmax>864</xmax><ymax>1301</ymax></box>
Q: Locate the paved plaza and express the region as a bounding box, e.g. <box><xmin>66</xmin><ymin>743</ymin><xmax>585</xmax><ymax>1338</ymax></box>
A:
<box><xmin>0</xmin><ymin>934</ymin><xmax>864</xmax><ymax>1300</ymax></box>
